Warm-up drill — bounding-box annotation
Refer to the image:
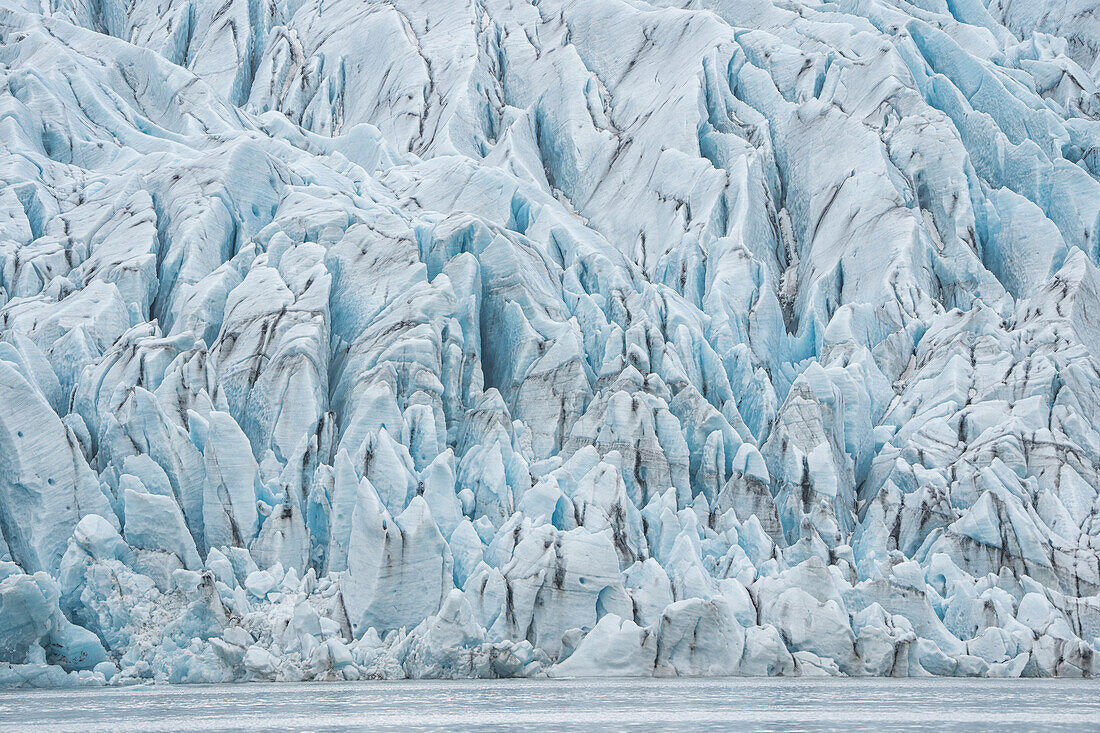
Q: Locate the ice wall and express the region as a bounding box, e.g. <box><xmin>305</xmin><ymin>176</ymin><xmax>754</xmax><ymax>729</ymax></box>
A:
<box><xmin>1</xmin><ymin>0</ymin><xmax>1100</xmax><ymax>684</ymax></box>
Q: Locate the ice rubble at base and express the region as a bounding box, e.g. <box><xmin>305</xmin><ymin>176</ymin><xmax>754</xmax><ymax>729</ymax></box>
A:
<box><xmin>2</xmin><ymin>0</ymin><xmax>1100</xmax><ymax>686</ymax></box>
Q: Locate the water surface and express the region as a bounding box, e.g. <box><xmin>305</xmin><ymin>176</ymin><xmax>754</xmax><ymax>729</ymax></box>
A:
<box><xmin>1</xmin><ymin>678</ymin><xmax>1098</xmax><ymax>732</ymax></box>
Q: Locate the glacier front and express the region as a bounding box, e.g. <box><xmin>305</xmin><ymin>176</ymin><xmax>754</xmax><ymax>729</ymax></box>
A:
<box><xmin>2</xmin><ymin>0</ymin><xmax>1100</xmax><ymax>685</ymax></box>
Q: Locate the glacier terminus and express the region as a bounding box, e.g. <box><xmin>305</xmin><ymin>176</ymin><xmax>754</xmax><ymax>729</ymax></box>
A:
<box><xmin>2</xmin><ymin>0</ymin><xmax>1100</xmax><ymax>685</ymax></box>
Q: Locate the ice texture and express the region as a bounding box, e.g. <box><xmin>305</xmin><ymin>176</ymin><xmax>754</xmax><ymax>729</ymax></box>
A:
<box><xmin>1</xmin><ymin>0</ymin><xmax>1100</xmax><ymax>685</ymax></box>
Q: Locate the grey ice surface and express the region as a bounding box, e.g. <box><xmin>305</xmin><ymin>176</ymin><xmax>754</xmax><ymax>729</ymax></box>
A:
<box><xmin>2</xmin><ymin>678</ymin><xmax>1099</xmax><ymax>732</ymax></box>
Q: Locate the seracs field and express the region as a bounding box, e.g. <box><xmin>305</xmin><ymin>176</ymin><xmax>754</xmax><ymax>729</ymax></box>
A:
<box><xmin>2</xmin><ymin>0</ymin><xmax>1100</xmax><ymax>684</ymax></box>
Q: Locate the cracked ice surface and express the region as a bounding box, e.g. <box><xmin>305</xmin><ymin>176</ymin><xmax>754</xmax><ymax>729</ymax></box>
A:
<box><xmin>1</xmin><ymin>0</ymin><xmax>1100</xmax><ymax>685</ymax></box>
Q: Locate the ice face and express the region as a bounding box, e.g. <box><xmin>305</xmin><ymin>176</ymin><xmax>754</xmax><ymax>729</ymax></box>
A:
<box><xmin>1</xmin><ymin>0</ymin><xmax>1100</xmax><ymax>685</ymax></box>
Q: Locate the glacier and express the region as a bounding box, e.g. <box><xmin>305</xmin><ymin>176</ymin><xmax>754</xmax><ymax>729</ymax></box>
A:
<box><xmin>1</xmin><ymin>0</ymin><xmax>1100</xmax><ymax>685</ymax></box>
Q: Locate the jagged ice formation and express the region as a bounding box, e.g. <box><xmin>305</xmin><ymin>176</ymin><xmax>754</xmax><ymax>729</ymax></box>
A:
<box><xmin>2</xmin><ymin>0</ymin><xmax>1100</xmax><ymax>685</ymax></box>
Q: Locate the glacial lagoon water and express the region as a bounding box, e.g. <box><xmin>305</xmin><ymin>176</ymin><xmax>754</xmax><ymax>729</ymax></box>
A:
<box><xmin>1</xmin><ymin>678</ymin><xmax>1098</xmax><ymax>732</ymax></box>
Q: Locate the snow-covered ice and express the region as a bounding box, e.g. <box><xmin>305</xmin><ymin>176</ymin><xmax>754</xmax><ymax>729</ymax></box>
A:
<box><xmin>1</xmin><ymin>0</ymin><xmax>1100</xmax><ymax>685</ymax></box>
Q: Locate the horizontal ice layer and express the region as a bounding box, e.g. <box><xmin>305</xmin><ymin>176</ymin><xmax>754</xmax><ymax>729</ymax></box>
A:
<box><xmin>1</xmin><ymin>0</ymin><xmax>1100</xmax><ymax>684</ymax></box>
